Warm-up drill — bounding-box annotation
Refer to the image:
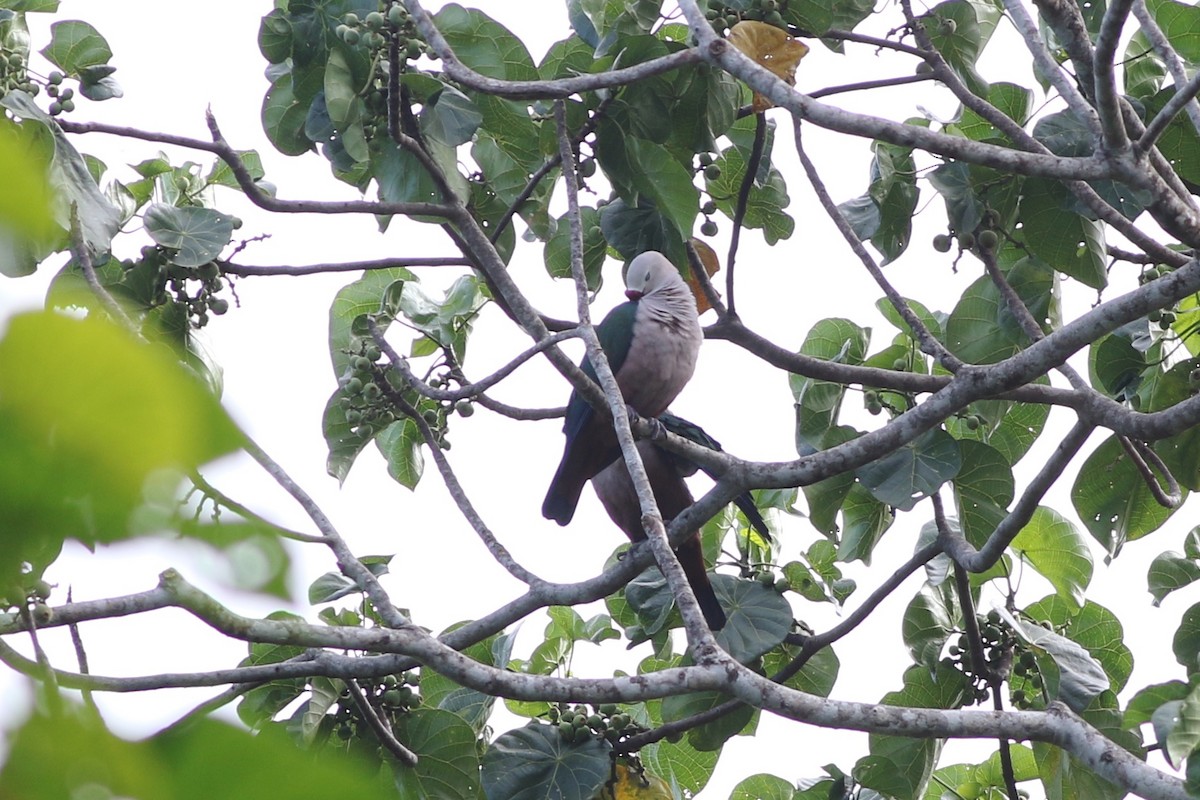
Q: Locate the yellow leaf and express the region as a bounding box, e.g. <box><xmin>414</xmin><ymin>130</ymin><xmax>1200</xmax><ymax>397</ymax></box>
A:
<box><xmin>726</xmin><ymin>21</ymin><xmax>809</xmax><ymax>111</ymax></box>
<box><xmin>595</xmin><ymin>764</ymin><xmax>673</xmax><ymax>800</ymax></box>
<box><xmin>685</xmin><ymin>238</ymin><xmax>721</xmax><ymax>314</ymax></box>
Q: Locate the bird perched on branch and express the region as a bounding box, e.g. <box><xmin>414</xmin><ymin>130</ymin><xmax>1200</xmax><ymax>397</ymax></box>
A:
<box><xmin>591</xmin><ymin>412</ymin><xmax>770</xmax><ymax>630</ymax></box>
<box><xmin>541</xmin><ymin>251</ymin><xmax>702</xmax><ymax>526</ymax></box>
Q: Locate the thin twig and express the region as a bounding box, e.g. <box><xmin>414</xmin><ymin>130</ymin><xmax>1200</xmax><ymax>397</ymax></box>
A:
<box><xmin>345</xmin><ymin>678</ymin><xmax>418</xmax><ymax>766</ymax></box>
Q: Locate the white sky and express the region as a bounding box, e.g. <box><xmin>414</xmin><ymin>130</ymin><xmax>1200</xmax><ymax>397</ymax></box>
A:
<box><xmin>0</xmin><ymin>2</ymin><xmax>1192</xmax><ymax>796</ymax></box>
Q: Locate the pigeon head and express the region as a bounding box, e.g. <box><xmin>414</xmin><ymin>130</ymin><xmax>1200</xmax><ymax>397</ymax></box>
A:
<box><xmin>624</xmin><ymin>251</ymin><xmax>683</xmax><ymax>301</ymax></box>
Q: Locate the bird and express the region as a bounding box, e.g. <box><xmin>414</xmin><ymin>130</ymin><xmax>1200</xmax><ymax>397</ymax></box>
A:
<box><xmin>541</xmin><ymin>251</ymin><xmax>702</xmax><ymax>526</ymax></box>
<box><xmin>591</xmin><ymin>412</ymin><xmax>770</xmax><ymax>630</ymax></box>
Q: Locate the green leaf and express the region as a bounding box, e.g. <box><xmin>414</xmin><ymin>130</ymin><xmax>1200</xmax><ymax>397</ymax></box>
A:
<box><xmin>926</xmin><ymin>0</ymin><xmax>996</xmax><ymax>96</ymax></box>
<box><xmin>1125</xmin><ymin>680</ymin><xmax>1190</xmax><ymax>728</ymax></box>
<box><xmin>144</xmin><ymin>204</ymin><xmax>235</xmax><ymax>268</ymax></box>
<box><xmin>731</xmin><ymin>773</ymin><xmax>797</xmax><ymax>800</ymax></box>
<box><xmin>902</xmin><ymin>583</ymin><xmax>958</xmax><ymax>671</ymax></box>
<box><xmin>711</xmin><ymin>574</ymin><xmax>793</xmax><ymax>662</ymax></box>
<box><xmin>422</xmin><ymin>86</ymin><xmax>483</xmax><ymax>147</ymax></box>
<box><xmin>3</xmin><ymin>711</ymin><xmax>396</xmax><ymax>800</ymax></box>
<box><xmin>1143</xmin><ymin>0</ymin><xmax>1200</xmax><ymax>62</ymax></box>
<box><xmin>624</xmin><ymin>136</ymin><xmax>699</xmax><ymax>240</ymax></box>
<box><xmin>951</xmin><ymin>439</ymin><xmax>1014</xmax><ymax>548</ymax></box>
<box><xmin>1011</xmin><ymin>507</ymin><xmax>1093</xmax><ymax>609</ymax></box>
<box><xmin>0</xmin><ymin>312</ymin><xmax>241</xmax><ymax>585</ymax></box>
<box><xmin>1072</xmin><ymin>434</ymin><xmax>1182</xmax><ymax>557</ymax></box>
<box><xmin>261</xmin><ymin>71</ymin><xmax>312</xmax><ymax>157</ymax></box>
<box><xmin>481</xmin><ymin>723</ymin><xmax>609</xmax><ymax>800</ymax></box>
<box><xmin>0</xmin><ymin>115</ymin><xmax>57</xmax><ymax>256</ymax></box>
<box><xmin>661</xmin><ymin>686</ymin><xmax>755</xmax><ymax>752</ymax></box>
<box><xmin>945</xmin><ymin>254</ymin><xmax>1057</xmax><ymax>364</ymax></box>
<box><xmin>1173</xmin><ymin>601</ymin><xmax>1200</xmax><ymax>674</ymax></box>
<box><xmin>838</xmin><ymin>483</ymin><xmax>895</xmax><ymax>565</ymax></box>
<box><xmin>1018</xmin><ymin>178</ymin><xmax>1106</xmax><ymax>289</ymax></box>
<box><xmin>1160</xmin><ymin>684</ymin><xmax>1200</xmax><ymax>770</ymax></box>
<box><xmin>1149</xmin><ymin>548</ymin><xmax>1200</xmax><ymax>607</ymax></box>
<box><xmin>376</xmin><ymin>418</ymin><xmax>425</xmax><ymax>489</ymax></box>
<box><xmin>599</xmin><ymin>198</ymin><xmax>685</xmax><ymax>265</ymax></box>
<box><xmin>856</xmin><ymin>428</ymin><xmax>962</xmax><ymax>512</ymax></box>
<box><xmin>391</xmin><ymin>709</ymin><xmax>483</xmax><ymax>799</ymax></box>
<box><xmin>998</xmin><ymin>607</ymin><xmax>1109</xmax><ymax>711</ymax></box>
<box><xmin>544</xmin><ymin>207</ymin><xmax>606</xmax><ymax>290</ymax></box>
<box><xmin>859</xmin><ymin>661</ymin><xmax>968</xmax><ymax>799</ymax></box>
<box><xmin>40</xmin><ymin>19</ymin><xmax>111</xmax><ymax>72</ymax></box>
<box><xmin>1</xmin><ymin>91</ymin><xmax>121</xmax><ymax>259</ymax></box>
<box><xmin>789</xmin><ymin>317</ymin><xmax>869</xmax><ymax>451</ymax></box>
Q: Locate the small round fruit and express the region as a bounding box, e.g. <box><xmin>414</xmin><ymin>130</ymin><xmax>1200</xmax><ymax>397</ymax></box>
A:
<box><xmin>965</xmin><ymin>415</ymin><xmax>980</xmax><ymax>431</ymax></box>
<box><xmin>362</xmin><ymin>383</ymin><xmax>382</xmax><ymax>401</ymax></box>
<box><xmin>704</xmin><ymin>163</ymin><xmax>722</xmax><ymax>181</ymax></box>
<box><xmin>598</xmin><ymin>703</ymin><xmax>617</xmax><ymax>716</ymax></box>
<box><xmin>48</xmin><ymin>71</ymin><xmax>63</xmax><ymax>85</ymax></box>
<box><xmin>365</xmin><ymin>345</ymin><xmax>382</xmax><ymax>362</ymax></box>
<box><xmin>344</xmin><ymin>377</ymin><xmax>364</xmax><ymax>395</ymax></box>
<box><xmin>406</xmin><ymin>39</ymin><xmax>421</xmax><ymax>59</ymax></box>
<box><xmin>337</xmin><ymin>723</ymin><xmax>354</xmax><ymax>740</ymax></box>
<box><xmin>958</xmin><ymin>233</ymin><xmax>975</xmax><ymax>249</ymax></box>
<box><xmin>977</xmin><ymin>229</ymin><xmax>998</xmax><ymax>250</ymax></box>
<box><xmin>773</xmin><ymin>577</ymin><xmax>789</xmax><ymax>593</ymax></box>
<box><xmin>388</xmin><ymin>4</ymin><xmax>407</xmax><ymax>25</ymax></box>
<box><xmin>365</xmin><ymin>11</ymin><xmax>385</xmax><ymax>29</ymax></box>
<box><xmin>932</xmin><ymin>233</ymin><xmax>952</xmax><ymax>252</ymax></box>
<box><xmin>892</xmin><ymin>358</ymin><xmax>907</xmax><ymax>371</ymax></box>
<box><xmin>916</xmin><ymin>61</ymin><xmax>934</xmax><ymax>75</ymax></box>
<box><xmin>455</xmin><ymin>399</ymin><xmax>475</xmax><ymax>417</ymax></box>
<box><xmin>578</xmin><ymin>158</ymin><xmax>597</xmax><ymax>178</ymax></box>
<box><xmin>383</xmin><ymin>688</ymin><xmax>403</xmax><ymax>706</ymax></box>
<box><xmin>209</xmin><ymin>297</ymin><xmax>230</xmax><ymax>315</ymax></box>
<box><xmin>700</xmin><ymin>219</ymin><xmax>718</xmax><ymax>236</ymax></box>
<box><xmin>48</xmin><ymin>100</ymin><xmax>62</xmax><ymax>116</ymax></box>
<box><xmin>701</xmin><ymin>200</ymin><xmax>717</xmax><ymax>215</ymax></box>
<box><xmin>698</xmin><ymin>152</ymin><xmax>714</xmax><ymax>167</ymax></box>
<box><xmin>343</xmin><ymin>28</ymin><xmax>361</xmax><ymax>45</ymax></box>
<box><xmin>60</xmin><ymin>98</ymin><xmax>76</xmax><ymax>113</ymax></box>
<box><xmin>757</xmin><ymin>570</ymin><xmax>775</xmax><ymax>585</ymax></box>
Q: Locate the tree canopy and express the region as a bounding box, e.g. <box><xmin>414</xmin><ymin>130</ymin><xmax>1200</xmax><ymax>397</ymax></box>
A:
<box><xmin>3</xmin><ymin>0</ymin><xmax>1200</xmax><ymax>798</ymax></box>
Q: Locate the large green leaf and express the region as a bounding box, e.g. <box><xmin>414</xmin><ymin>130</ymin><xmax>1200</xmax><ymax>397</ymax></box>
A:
<box><xmin>481</xmin><ymin>723</ymin><xmax>609</xmax><ymax>800</ymax></box>
<box><xmin>40</xmin><ymin>19</ymin><xmax>111</xmax><ymax>72</ymax></box>
<box><xmin>1072</xmin><ymin>435</ymin><xmax>1182</xmax><ymax>557</ymax></box>
<box><xmin>1011</xmin><ymin>507</ymin><xmax>1093</xmax><ymax>609</ymax></box>
<box><xmin>1018</xmin><ymin>178</ymin><xmax>1106</xmax><ymax>289</ymax></box>
<box><xmin>945</xmin><ymin>254</ymin><xmax>1057</xmax><ymax>364</ymax></box>
<box><xmin>951</xmin><ymin>438</ymin><xmax>1013</xmax><ymax>548</ymax></box>
<box><xmin>856</xmin><ymin>428</ymin><xmax>962</xmax><ymax>512</ymax></box>
<box><xmin>2</xmin><ymin>711</ymin><xmax>395</xmax><ymax>800</ymax></box>
<box><xmin>0</xmin><ymin>312</ymin><xmax>241</xmax><ymax>585</ymax></box>
<box><xmin>391</xmin><ymin>709</ymin><xmax>483</xmax><ymax>799</ymax></box>
<box><xmin>711</xmin><ymin>574</ymin><xmax>793</xmax><ymax>663</ymax></box>
<box><xmin>789</xmin><ymin>317</ymin><xmax>869</xmax><ymax>452</ymax></box>
<box><xmin>144</xmin><ymin>204</ymin><xmax>235</xmax><ymax>268</ymax></box>
<box><xmin>901</xmin><ymin>582</ymin><xmax>959</xmax><ymax>671</ymax></box>
<box><xmin>999</xmin><ymin>606</ymin><xmax>1110</xmax><ymax>711</ymax></box>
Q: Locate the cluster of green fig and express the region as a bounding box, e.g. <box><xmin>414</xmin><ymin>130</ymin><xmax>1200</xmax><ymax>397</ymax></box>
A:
<box><xmin>547</xmin><ymin>701</ymin><xmax>642</xmax><ymax>746</ymax></box>
<box><xmin>332</xmin><ymin>672</ymin><xmax>422</xmax><ymax>745</ymax></box>
<box><xmin>338</xmin><ymin>340</ymin><xmax>399</xmax><ymax>438</ymax></box>
<box><xmin>933</xmin><ymin>208</ymin><xmax>1004</xmax><ymax>257</ymax></box>
<box><xmin>336</xmin><ymin>3</ymin><xmax>426</xmax><ymax>60</ymax></box>
<box><xmin>1141</xmin><ymin>265</ymin><xmax>1179</xmax><ymax>331</ymax></box>
<box><xmin>133</xmin><ymin>247</ymin><xmax>230</xmax><ymax>328</ymax></box>
<box><xmin>942</xmin><ymin>610</ymin><xmax>1022</xmax><ymax>707</ymax></box>
<box><xmin>0</xmin><ymin>575</ymin><xmax>52</xmax><ymax>612</ymax></box>
<box><xmin>703</xmin><ymin>0</ymin><xmax>790</xmax><ymax>32</ymax></box>
<box><xmin>1009</xmin><ymin>648</ymin><xmax>1044</xmax><ymax>709</ymax></box>
<box><xmin>748</xmin><ymin>566</ymin><xmax>790</xmax><ymax>595</ymax></box>
<box><xmin>0</xmin><ymin>47</ymin><xmax>35</xmax><ymax>98</ymax></box>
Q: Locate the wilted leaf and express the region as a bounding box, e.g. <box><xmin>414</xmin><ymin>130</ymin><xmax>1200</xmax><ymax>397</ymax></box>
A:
<box><xmin>727</xmin><ymin>21</ymin><xmax>809</xmax><ymax>111</ymax></box>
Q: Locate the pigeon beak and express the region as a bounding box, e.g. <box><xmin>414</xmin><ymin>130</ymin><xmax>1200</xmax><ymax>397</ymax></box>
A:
<box><xmin>625</xmin><ymin>289</ymin><xmax>643</xmax><ymax>300</ymax></box>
